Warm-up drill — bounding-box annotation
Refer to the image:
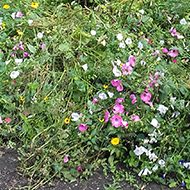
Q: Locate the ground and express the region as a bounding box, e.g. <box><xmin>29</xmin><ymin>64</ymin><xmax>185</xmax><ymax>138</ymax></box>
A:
<box><xmin>0</xmin><ymin>147</ymin><xmax>186</xmax><ymax>190</ymax></box>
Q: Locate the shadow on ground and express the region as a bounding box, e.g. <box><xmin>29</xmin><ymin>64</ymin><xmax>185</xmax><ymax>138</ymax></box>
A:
<box><xmin>0</xmin><ymin>147</ymin><xmax>186</xmax><ymax>190</ymax></box>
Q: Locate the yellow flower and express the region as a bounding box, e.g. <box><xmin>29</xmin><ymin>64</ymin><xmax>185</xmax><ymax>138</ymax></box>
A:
<box><xmin>4</xmin><ymin>79</ymin><xmax>8</xmax><ymax>82</ymax></box>
<box><xmin>99</xmin><ymin>118</ymin><xmax>104</xmax><ymax>122</ymax></box>
<box><xmin>149</xmin><ymin>18</ymin><xmax>153</xmax><ymax>23</ymax></box>
<box><xmin>111</xmin><ymin>138</ymin><xmax>119</xmax><ymax>145</ymax></box>
<box><xmin>120</xmin><ymin>63</ymin><xmax>124</xmax><ymax>67</ymax></box>
<box><xmin>3</xmin><ymin>5</ymin><xmax>10</xmax><ymax>9</ymax></box>
<box><xmin>31</xmin><ymin>2</ymin><xmax>39</xmax><ymax>9</ymax></box>
<box><xmin>20</xmin><ymin>96</ymin><xmax>25</xmax><ymax>103</ymax></box>
<box><xmin>2</xmin><ymin>23</ymin><xmax>5</xmax><ymax>29</ymax></box>
<box><xmin>103</xmin><ymin>84</ymin><xmax>108</xmax><ymax>89</ymax></box>
<box><xmin>102</xmin><ymin>5</ymin><xmax>105</xmax><ymax>9</ymax></box>
<box><xmin>64</xmin><ymin>118</ymin><xmax>70</xmax><ymax>124</ymax></box>
<box><xmin>17</xmin><ymin>30</ymin><xmax>23</xmax><ymax>36</ymax></box>
<box><xmin>44</xmin><ymin>96</ymin><xmax>48</xmax><ymax>101</ymax></box>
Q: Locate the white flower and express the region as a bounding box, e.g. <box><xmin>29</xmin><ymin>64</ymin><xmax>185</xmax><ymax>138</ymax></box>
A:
<box><xmin>138</xmin><ymin>169</ymin><xmax>144</xmax><ymax>176</ymax></box>
<box><xmin>71</xmin><ymin>112</ymin><xmax>80</xmax><ymax>121</ymax></box>
<box><xmin>115</xmin><ymin>59</ymin><xmax>121</xmax><ymax>66</ymax></box>
<box><xmin>28</xmin><ymin>20</ymin><xmax>34</xmax><ymax>26</ymax></box>
<box><xmin>139</xmin><ymin>9</ymin><xmax>144</xmax><ymax>14</ymax></box>
<box><xmin>160</xmin><ymin>40</ymin><xmax>164</xmax><ymax>44</ymax></box>
<box><xmin>134</xmin><ymin>146</ymin><xmax>147</xmax><ymax>157</ymax></box>
<box><xmin>15</xmin><ymin>59</ymin><xmax>23</xmax><ymax>66</ymax></box>
<box><xmin>148</xmin><ymin>130</ymin><xmax>157</xmax><ymax>138</ymax></box>
<box><xmin>108</xmin><ymin>91</ymin><xmax>114</xmax><ymax>98</ymax></box>
<box><xmin>113</xmin><ymin>66</ymin><xmax>121</xmax><ymax>77</ymax></box>
<box><xmin>0</xmin><ymin>116</ymin><xmax>2</xmax><ymax>124</ymax></box>
<box><xmin>116</xmin><ymin>33</ymin><xmax>123</xmax><ymax>41</ymax></box>
<box><xmin>99</xmin><ymin>92</ymin><xmax>107</xmax><ymax>100</ymax></box>
<box><xmin>0</xmin><ymin>19</ymin><xmax>2</xmax><ymax>25</ymax></box>
<box><xmin>150</xmin><ymin>118</ymin><xmax>160</xmax><ymax>128</ymax></box>
<box><xmin>149</xmin><ymin>137</ymin><xmax>157</xmax><ymax>144</ymax></box>
<box><xmin>10</xmin><ymin>70</ymin><xmax>20</xmax><ymax>79</ymax></box>
<box><xmin>152</xmin><ymin>164</ymin><xmax>158</xmax><ymax>171</ymax></box>
<box><xmin>177</xmin><ymin>35</ymin><xmax>184</xmax><ymax>39</ymax></box>
<box><xmin>82</xmin><ymin>64</ymin><xmax>88</xmax><ymax>71</ymax></box>
<box><xmin>156</xmin><ymin>57</ymin><xmax>161</xmax><ymax>61</ymax></box>
<box><xmin>89</xmin><ymin>108</ymin><xmax>93</xmax><ymax>115</ymax></box>
<box><xmin>183</xmin><ymin>162</ymin><xmax>190</xmax><ymax>168</ymax></box>
<box><xmin>149</xmin><ymin>153</ymin><xmax>158</xmax><ymax>162</ymax></box>
<box><xmin>157</xmin><ymin>104</ymin><xmax>168</xmax><ymax>115</ymax></box>
<box><xmin>119</xmin><ymin>41</ymin><xmax>125</xmax><ymax>48</ymax></box>
<box><xmin>5</xmin><ymin>60</ymin><xmax>11</xmax><ymax>65</ymax></box>
<box><xmin>143</xmin><ymin>139</ymin><xmax>149</xmax><ymax>144</ymax></box>
<box><xmin>101</xmin><ymin>40</ymin><xmax>106</xmax><ymax>46</ymax></box>
<box><xmin>150</xmin><ymin>1</ymin><xmax>152</xmax><ymax>6</ymax></box>
<box><xmin>11</xmin><ymin>12</ymin><xmax>16</xmax><ymax>19</ymax></box>
<box><xmin>140</xmin><ymin>60</ymin><xmax>146</xmax><ymax>65</ymax></box>
<box><xmin>180</xmin><ymin>18</ymin><xmax>187</xmax><ymax>25</ymax></box>
<box><xmin>125</xmin><ymin>37</ymin><xmax>132</xmax><ymax>45</ymax></box>
<box><xmin>37</xmin><ymin>32</ymin><xmax>43</xmax><ymax>39</ymax></box>
<box><xmin>71</xmin><ymin>1</ymin><xmax>75</xmax><ymax>5</ymax></box>
<box><xmin>171</xmin><ymin>111</ymin><xmax>180</xmax><ymax>118</ymax></box>
<box><xmin>142</xmin><ymin>168</ymin><xmax>152</xmax><ymax>176</ymax></box>
<box><xmin>138</xmin><ymin>41</ymin><xmax>143</xmax><ymax>50</ymax></box>
<box><xmin>90</xmin><ymin>30</ymin><xmax>96</xmax><ymax>36</ymax></box>
<box><xmin>170</xmin><ymin>97</ymin><xmax>176</xmax><ymax>103</ymax></box>
<box><xmin>158</xmin><ymin>159</ymin><xmax>165</xmax><ymax>167</ymax></box>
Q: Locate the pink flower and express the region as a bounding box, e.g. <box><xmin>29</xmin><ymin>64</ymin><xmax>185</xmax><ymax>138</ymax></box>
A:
<box><xmin>121</xmin><ymin>120</ymin><xmax>128</xmax><ymax>127</ymax></box>
<box><xmin>111</xmin><ymin>20</ymin><xmax>114</xmax><ymax>23</ymax></box>
<box><xmin>4</xmin><ymin>118</ymin><xmax>11</xmax><ymax>123</ymax></box>
<box><xmin>24</xmin><ymin>112</ymin><xmax>27</xmax><ymax>116</ymax></box>
<box><xmin>131</xmin><ymin>115</ymin><xmax>141</xmax><ymax>121</ymax></box>
<box><xmin>78</xmin><ymin>123</ymin><xmax>87</xmax><ymax>132</ymax></box>
<box><xmin>16</xmin><ymin>11</ymin><xmax>22</xmax><ymax>18</ymax></box>
<box><xmin>64</xmin><ymin>155</ymin><xmax>69</xmax><ymax>163</ymax></box>
<box><xmin>170</xmin><ymin>28</ymin><xmax>177</xmax><ymax>36</ymax></box>
<box><xmin>148</xmin><ymin>39</ymin><xmax>153</xmax><ymax>43</ymax></box>
<box><xmin>111</xmin><ymin>79</ymin><xmax>122</xmax><ymax>87</ymax></box>
<box><xmin>129</xmin><ymin>56</ymin><xmax>136</xmax><ymax>67</ymax></box>
<box><xmin>122</xmin><ymin>64</ymin><xmax>132</xmax><ymax>75</ymax></box>
<box><xmin>41</xmin><ymin>42</ymin><xmax>45</xmax><ymax>50</ymax></box>
<box><xmin>113</xmin><ymin>104</ymin><xmax>124</xmax><ymax>114</ymax></box>
<box><xmin>140</xmin><ymin>92</ymin><xmax>151</xmax><ymax>103</ymax></box>
<box><xmin>110</xmin><ymin>114</ymin><xmax>123</xmax><ymax>127</ymax></box>
<box><xmin>20</xmin><ymin>45</ymin><xmax>24</xmax><ymax>51</ymax></box>
<box><xmin>19</xmin><ymin>41</ymin><xmax>22</xmax><ymax>45</ymax></box>
<box><xmin>115</xmin><ymin>97</ymin><xmax>124</xmax><ymax>104</ymax></box>
<box><xmin>131</xmin><ymin>99</ymin><xmax>137</xmax><ymax>104</ymax></box>
<box><xmin>142</xmin><ymin>35</ymin><xmax>145</xmax><ymax>38</ymax></box>
<box><xmin>104</xmin><ymin>110</ymin><xmax>110</xmax><ymax>122</ymax></box>
<box><xmin>68</xmin><ymin>103</ymin><xmax>72</xmax><ymax>106</ymax></box>
<box><xmin>92</xmin><ymin>97</ymin><xmax>98</xmax><ymax>103</ymax></box>
<box><xmin>23</xmin><ymin>52</ymin><xmax>29</xmax><ymax>57</ymax></box>
<box><xmin>130</xmin><ymin>94</ymin><xmax>136</xmax><ymax>99</ymax></box>
<box><xmin>116</xmin><ymin>85</ymin><xmax>123</xmax><ymax>91</ymax></box>
<box><xmin>163</xmin><ymin>47</ymin><xmax>168</xmax><ymax>53</ymax></box>
<box><xmin>78</xmin><ymin>167</ymin><xmax>82</xmax><ymax>171</ymax></box>
<box><xmin>126</xmin><ymin>112</ymin><xmax>128</xmax><ymax>115</ymax></box>
<box><xmin>173</xmin><ymin>60</ymin><xmax>177</xmax><ymax>63</ymax></box>
<box><xmin>0</xmin><ymin>117</ymin><xmax>2</xmax><ymax>124</ymax></box>
<box><xmin>13</xmin><ymin>46</ymin><xmax>19</xmax><ymax>50</ymax></box>
<box><xmin>13</xmin><ymin>81</ymin><xmax>17</xmax><ymax>84</ymax></box>
<box><xmin>168</xmin><ymin>49</ymin><xmax>178</xmax><ymax>58</ymax></box>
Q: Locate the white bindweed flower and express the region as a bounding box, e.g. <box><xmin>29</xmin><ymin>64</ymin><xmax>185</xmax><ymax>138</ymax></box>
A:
<box><xmin>151</xmin><ymin>118</ymin><xmax>160</xmax><ymax>128</ymax></box>
<box><xmin>143</xmin><ymin>139</ymin><xmax>149</xmax><ymax>144</ymax></box>
<box><xmin>11</xmin><ymin>12</ymin><xmax>16</xmax><ymax>19</ymax></box>
<box><xmin>183</xmin><ymin>162</ymin><xmax>190</xmax><ymax>168</ymax></box>
<box><xmin>89</xmin><ymin>108</ymin><xmax>93</xmax><ymax>115</ymax></box>
<box><xmin>160</xmin><ymin>40</ymin><xmax>164</xmax><ymax>44</ymax></box>
<box><xmin>28</xmin><ymin>20</ymin><xmax>33</xmax><ymax>26</ymax></box>
<box><xmin>149</xmin><ymin>137</ymin><xmax>157</xmax><ymax>144</ymax></box>
<box><xmin>99</xmin><ymin>92</ymin><xmax>107</xmax><ymax>100</ymax></box>
<box><xmin>139</xmin><ymin>9</ymin><xmax>144</xmax><ymax>14</ymax></box>
<box><xmin>177</xmin><ymin>35</ymin><xmax>184</xmax><ymax>39</ymax></box>
<box><xmin>119</xmin><ymin>41</ymin><xmax>125</xmax><ymax>48</ymax></box>
<box><xmin>140</xmin><ymin>60</ymin><xmax>146</xmax><ymax>65</ymax></box>
<box><xmin>171</xmin><ymin>111</ymin><xmax>180</xmax><ymax>118</ymax></box>
<box><xmin>170</xmin><ymin>97</ymin><xmax>176</xmax><ymax>103</ymax></box>
<box><xmin>158</xmin><ymin>159</ymin><xmax>165</xmax><ymax>167</ymax></box>
<box><xmin>10</xmin><ymin>70</ymin><xmax>20</xmax><ymax>79</ymax></box>
<box><xmin>156</xmin><ymin>57</ymin><xmax>161</xmax><ymax>61</ymax></box>
<box><xmin>71</xmin><ymin>112</ymin><xmax>80</xmax><ymax>121</ymax></box>
<box><xmin>116</xmin><ymin>33</ymin><xmax>123</xmax><ymax>41</ymax></box>
<box><xmin>134</xmin><ymin>146</ymin><xmax>147</xmax><ymax>157</ymax></box>
<box><xmin>125</xmin><ymin>37</ymin><xmax>132</xmax><ymax>45</ymax></box>
<box><xmin>113</xmin><ymin>66</ymin><xmax>121</xmax><ymax>77</ymax></box>
<box><xmin>5</xmin><ymin>60</ymin><xmax>11</xmax><ymax>65</ymax></box>
<box><xmin>149</xmin><ymin>153</ymin><xmax>158</xmax><ymax>162</ymax></box>
<box><xmin>152</xmin><ymin>164</ymin><xmax>158</xmax><ymax>171</ymax></box>
<box><xmin>37</xmin><ymin>32</ymin><xmax>43</xmax><ymax>39</ymax></box>
<box><xmin>82</xmin><ymin>64</ymin><xmax>88</xmax><ymax>71</ymax></box>
<box><xmin>157</xmin><ymin>104</ymin><xmax>168</xmax><ymax>115</ymax></box>
<box><xmin>15</xmin><ymin>59</ymin><xmax>23</xmax><ymax>66</ymax></box>
<box><xmin>108</xmin><ymin>91</ymin><xmax>114</xmax><ymax>98</ymax></box>
<box><xmin>138</xmin><ymin>41</ymin><xmax>143</xmax><ymax>50</ymax></box>
<box><xmin>90</xmin><ymin>30</ymin><xmax>96</xmax><ymax>36</ymax></box>
<box><xmin>142</xmin><ymin>168</ymin><xmax>152</xmax><ymax>176</ymax></box>
<box><xmin>101</xmin><ymin>40</ymin><xmax>106</xmax><ymax>46</ymax></box>
<box><xmin>115</xmin><ymin>59</ymin><xmax>121</xmax><ymax>66</ymax></box>
<box><xmin>180</xmin><ymin>18</ymin><xmax>187</xmax><ymax>25</ymax></box>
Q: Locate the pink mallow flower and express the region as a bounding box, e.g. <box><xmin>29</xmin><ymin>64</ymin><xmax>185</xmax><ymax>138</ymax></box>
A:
<box><xmin>13</xmin><ymin>46</ymin><xmax>19</xmax><ymax>50</ymax></box>
<box><xmin>173</xmin><ymin>60</ymin><xmax>177</xmax><ymax>63</ymax></box>
<box><xmin>131</xmin><ymin>115</ymin><xmax>141</xmax><ymax>121</ymax></box>
<box><xmin>115</xmin><ymin>97</ymin><xmax>124</xmax><ymax>104</ymax></box>
<box><xmin>140</xmin><ymin>92</ymin><xmax>151</xmax><ymax>103</ymax></box>
<box><xmin>4</xmin><ymin>118</ymin><xmax>11</xmax><ymax>123</ymax></box>
<box><xmin>168</xmin><ymin>49</ymin><xmax>178</xmax><ymax>58</ymax></box>
<box><xmin>78</xmin><ymin>167</ymin><xmax>82</xmax><ymax>171</ymax></box>
<box><xmin>20</xmin><ymin>45</ymin><xmax>24</xmax><ymax>51</ymax></box>
<box><xmin>110</xmin><ymin>114</ymin><xmax>123</xmax><ymax>127</ymax></box>
<box><xmin>128</xmin><ymin>56</ymin><xmax>136</xmax><ymax>67</ymax></box>
<box><xmin>116</xmin><ymin>85</ymin><xmax>123</xmax><ymax>92</ymax></box>
<box><xmin>78</xmin><ymin>123</ymin><xmax>87</xmax><ymax>132</ymax></box>
<box><xmin>111</xmin><ymin>79</ymin><xmax>122</xmax><ymax>87</ymax></box>
<box><xmin>163</xmin><ymin>47</ymin><xmax>168</xmax><ymax>53</ymax></box>
<box><xmin>130</xmin><ymin>94</ymin><xmax>136</xmax><ymax>104</ymax></box>
<box><xmin>122</xmin><ymin>64</ymin><xmax>132</xmax><ymax>75</ymax></box>
<box><xmin>64</xmin><ymin>155</ymin><xmax>69</xmax><ymax>163</ymax></box>
<box><xmin>41</xmin><ymin>42</ymin><xmax>45</xmax><ymax>50</ymax></box>
<box><xmin>113</xmin><ymin>104</ymin><xmax>125</xmax><ymax>114</ymax></box>
<box><xmin>104</xmin><ymin>110</ymin><xmax>110</xmax><ymax>122</ymax></box>
<box><xmin>23</xmin><ymin>52</ymin><xmax>29</xmax><ymax>57</ymax></box>
<box><xmin>16</xmin><ymin>11</ymin><xmax>22</xmax><ymax>18</ymax></box>
<box><xmin>170</xmin><ymin>28</ymin><xmax>178</xmax><ymax>36</ymax></box>
<box><xmin>92</xmin><ymin>97</ymin><xmax>98</xmax><ymax>103</ymax></box>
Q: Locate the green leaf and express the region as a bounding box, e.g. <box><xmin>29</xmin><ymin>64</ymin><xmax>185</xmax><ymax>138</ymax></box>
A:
<box><xmin>180</xmin><ymin>85</ymin><xmax>189</xmax><ymax>97</ymax></box>
<box><xmin>27</xmin><ymin>44</ymin><xmax>36</xmax><ymax>54</ymax></box>
<box><xmin>169</xmin><ymin>182</ymin><xmax>177</xmax><ymax>188</ymax></box>
<box><xmin>108</xmin><ymin>155</ymin><xmax>114</xmax><ymax>167</ymax></box>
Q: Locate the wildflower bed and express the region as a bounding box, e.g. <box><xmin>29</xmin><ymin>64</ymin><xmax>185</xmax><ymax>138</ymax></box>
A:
<box><xmin>0</xmin><ymin>0</ymin><xmax>190</xmax><ymax>189</ymax></box>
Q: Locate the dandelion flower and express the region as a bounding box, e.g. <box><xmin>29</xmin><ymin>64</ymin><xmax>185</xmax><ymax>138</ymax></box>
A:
<box><xmin>111</xmin><ymin>138</ymin><xmax>119</xmax><ymax>145</ymax></box>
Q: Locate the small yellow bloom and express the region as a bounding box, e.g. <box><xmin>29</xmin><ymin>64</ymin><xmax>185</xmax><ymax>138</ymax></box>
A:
<box><xmin>44</xmin><ymin>96</ymin><xmax>48</xmax><ymax>101</ymax></box>
<box><xmin>38</xmin><ymin>95</ymin><xmax>41</xmax><ymax>98</ymax></box>
<box><xmin>31</xmin><ymin>2</ymin><xmax>39</xmax><ymax>9</ymax></box>
<box><xmin>111</xmin><ymin>138</ymin><xmax>119</xmax><ymax>145</ymax></box>
<box><xmin>17</xmin><ymin>30</ymin><xmax>23</xmax><ymax>36</ymax></box>
<box><xmin>103</xmin><ymin>84</ymin><xmax>108</xmax><ymax>89</ymax></box>
<box><xmin>102</xmin><ymin>5</ymin><xmax>105</xmax><ymax>9</ymax></box>
<box><xmin>4</xmin><ymin>79</ymin><xmax>8</xmax><ymax>82</ymax></box>
<box><xmin>3</xmin><ymin>5</ymin><xmax>10</xmax><ymax>9</ymax></box>
<box><xmin>149</xmin><ymin>18</ymin><xmax>153</xmax><ymax>23</ymax></box>
<box><xmin>20</xmin><ymin>96</ymin><xmax>25</xmax><ymax>103</ymax></box>
<box><xmin>2</xmin><ymin>23</ymin><xmax>5</xmax><ymax>29</ymax></box>
<box><xmin>64</xmin><ymin>118</ymin><xmax>70</xmax><ymax>124</ymax></box>
<box><xmin>120</xmin><ymin>63</ymin><xmax>124</xmax><ymax>67</ymax></box>
<box><xmin>99</xmin><ymin>118</ymin><xmax>104</xmax><ymax>122</ymax></box>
